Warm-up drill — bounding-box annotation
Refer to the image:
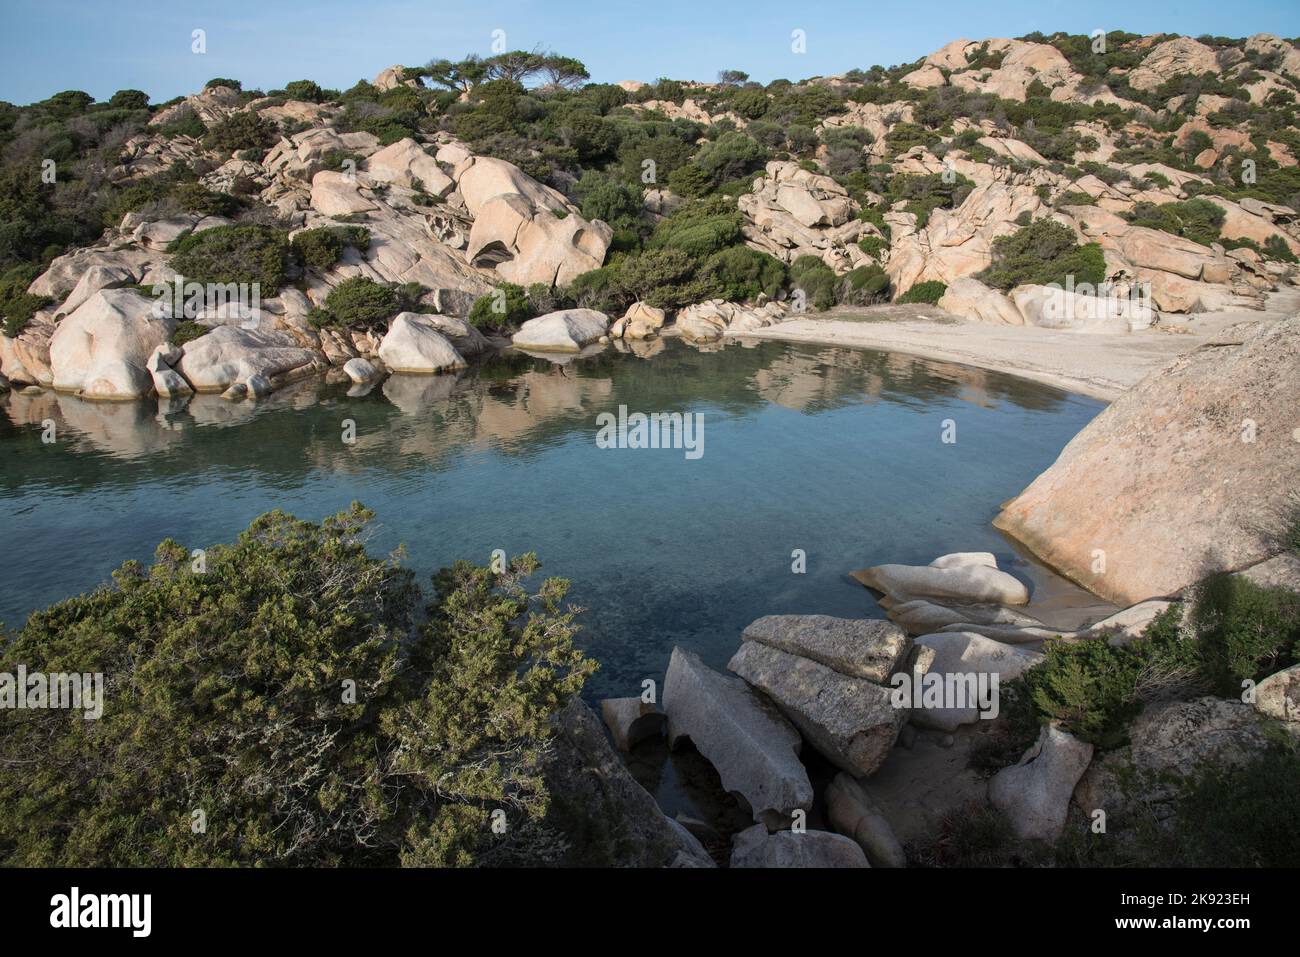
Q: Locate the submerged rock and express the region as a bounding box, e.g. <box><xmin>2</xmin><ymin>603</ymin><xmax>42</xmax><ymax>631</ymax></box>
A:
<box><xmin>663</xmin><ymin>646</ymin><xmax>813</xmax><ymax>827</ymax></box>
<box><xmin>852</xmin><ymin>562</ymin><xmax>1030</xmax><ymax>606</ymax></box>
<box><xmin>542</xmin><ymin>697</ymin><xmax>714</xmax><ymax>867</ymax></box>
<box><xmin>599</xmin><ymin>697</ymin><xmax>666</xmax><ymax>751</ymax></box>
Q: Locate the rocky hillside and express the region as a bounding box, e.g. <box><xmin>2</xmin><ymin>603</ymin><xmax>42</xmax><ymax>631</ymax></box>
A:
<box><xmin>2</xmin><ymin>32</ymin><xmax>1299</xmax><ymax>400</ymax></box>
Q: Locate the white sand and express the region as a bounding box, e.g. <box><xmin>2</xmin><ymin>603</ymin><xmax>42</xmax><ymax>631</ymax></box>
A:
<box><xmin>729</xmin><ymin>287</ymin><xmax>1300</xmax><ymax>402</ymax></box>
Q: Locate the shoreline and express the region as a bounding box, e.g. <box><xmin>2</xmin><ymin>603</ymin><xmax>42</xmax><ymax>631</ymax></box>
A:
<box><xmin>726</xmin><ymin>287</ymin><xmax>1300</xmax><ymax>403</ymax></box>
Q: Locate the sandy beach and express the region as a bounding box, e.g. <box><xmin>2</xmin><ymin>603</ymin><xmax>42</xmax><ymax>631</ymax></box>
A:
<box><xmin>729</xmin><ymin>287</ymin><xmax>1300</xmax><ymax>402</ymax></box>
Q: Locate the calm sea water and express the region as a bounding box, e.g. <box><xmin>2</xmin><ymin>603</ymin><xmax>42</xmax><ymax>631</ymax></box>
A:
<box><xmin>0</xmin><ymin>338</ymin><xmax>1102</xmax><ymax>702</ymax></box>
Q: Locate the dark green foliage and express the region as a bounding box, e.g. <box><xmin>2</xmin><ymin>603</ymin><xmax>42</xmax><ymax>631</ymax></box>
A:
<box><xmin>290</xmin><ymin>226</ymin><xmax>371</xmax><ymax>272</ymax></box>
<box><xmin>616</xmin><ymin>247</ymin><xmax>711</xmax><ymax>309</ymax></box>
<box><xmin>108</xmin><ymin>89</ymin><xmax>150</xmax><ymax>111</ymax></box>
<box><xmin>572</xmin><ymin>171</ymin><xmax>643</xmax><ymax>230</ymax></box>
<box><xmin>284</xmin><ymin>80</ymin><xmax>326</xmax><ymax>103</ymax></box>
<box><xmin>885</xmin><ymin>122</ymin><xmax>940</xmax><ymax>156</ymax></box>
<box><xmin>1186</xmin><ymin>573</ymin><xmax>1300</xmax><ymax>695</ymax></box>
<box><xmin>204</xmin><ymin>78</ymin><xmax>242</xmax><ymax>92</ymax></box>
<box><xmin>698</xmin><ymin>245</ymin><xmax>786</xmax><ymax>301</ymax></box>
<box><xmin>977</xmin><ymin>218</ymin><xmax>1106</xmax><ymax>290</ymax></box>
<box><xmin>689</xmin><ymin>131</ymin><xmax>766</xmax><ymax>190</ymax></box>
<box><xmin>0</xmin><ymin>263</ymin><xmax>51</xmax><ymax>337</ymax></box>
<box><xmin>0</xmin><ymin>505</ymin><xmax>594</xmax><ymax>866</ymax></box>
<box><xmin>886</xmin><ymin>172</ymin><xmax>974</xmax><ymax>229</ymax></box>
<box><xmin>169</xmin><ymin>320</ymin><xmax>209</xmax><ymax>346</ymax></box>
<box><xmin>468</xmin><ymin>281</ymin><xmax>532</xmax><ymax>330</ymax></box>
<box><xmin>789</xmin><ymin>255</ymin><xmax>838</xmax><ymax>311</ymax></box>
<box><xmin>1055</xmin><ymin>190</ymin><xmax>1098</xmax><ymax>207</ymax></box>
<box><xmin>647</xmin><ymin>198</ymin><xmax>743</xmax><ymax>259</ymax></box>
<box><xmin>1004</xmin><ymin>572</ymin><xmax>1299</xmax><ymax>753</ymax></box>
<box><xmin>1264</xmin><ymin>235</ymin><xmax>1299</xmax><ymax>263</ymax></box>
<box><xmin>856</xmin><ymin>235</ymin><xmax>887</xmax><ymax>259</ymax></box>
<box><xmin>310</xmin><ymin>276</ymin><xmax>423</xmax><ymax>330</ymax></box>
<box><xmin>896</xmin><ymin>280</ymin><xmax>946</xmax><ymax>304</ymax></box>
<box><xmin>169</xmin><ymin>225</ymin><xmax>290</xmax><ymax>293</ymax></box>
<box><xmin>1125</xmin><ymin>197</ymin><xmax>1225</xmax><ymax>247</ymax></box>
<box><xmin>1016</xmin><ymin>636</ymin><xmax>1160</xmax><ymax>749</ymax></box>
<box><xmin>155</xmin><ymin>107</ymin><xmax>207</xmax><ymax>139</ymax></box>
<box><xmin>665</xmin><ymin>163</ymin><xmax>713</xmax><ymax>198</ymax></box>
<box><xmin>203</xmin><ymin>111</ymin><xmax>276</xmax><ymax>155</ymax></box>
<box><xmin>1168</xmin><ymin>744</ymin><xmax>1300</xmax><ymax>867</ymax></box>
<box><xmin>841</xmin><ymin>263</ymin><xmax>891</xmax><ymax>304</ymax></box>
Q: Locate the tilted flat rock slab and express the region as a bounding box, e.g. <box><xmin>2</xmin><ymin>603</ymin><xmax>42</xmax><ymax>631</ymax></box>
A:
<box><xmin>727</xmin><ymin>641</ymin><xmax>904</xmax><ymax>777</ymax></box>
<box><xmin>994</xmin><ymin>315</ymin><xmax>1300</xmax><ymax>606</ymax></box>
<box><xmin>740</xmin><ymin>614</ymin><xmax>911</xmax><ymax>683</ymax></box>
<box><xmin>663</xmin><ymin>647</ymin><xmax>812</xmax><ymax>826</ymax></box>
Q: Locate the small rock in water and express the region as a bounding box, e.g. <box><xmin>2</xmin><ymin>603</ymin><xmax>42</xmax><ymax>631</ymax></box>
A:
<box><xmin>599</xmin><ymin>697</ymin><xmax>666</xmax><ymax>751</ymax></box>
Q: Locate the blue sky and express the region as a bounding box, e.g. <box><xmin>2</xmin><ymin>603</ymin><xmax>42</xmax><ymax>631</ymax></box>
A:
<box><xmin>2</xmin><ymin>0</ymin><xmax>1298</xmax><ymax>105</ymax></box>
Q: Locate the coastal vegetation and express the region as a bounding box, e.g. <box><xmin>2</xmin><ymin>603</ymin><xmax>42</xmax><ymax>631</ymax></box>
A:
<box><xmin>0</xmin><ymin>504</ymin><xmax>595</xmax><ymax>866</ymax></box>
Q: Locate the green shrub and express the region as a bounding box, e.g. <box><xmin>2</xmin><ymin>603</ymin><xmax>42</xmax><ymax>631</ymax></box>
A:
<box><xmin>203</xmin><ymin>111</ymin><xmax>276</xmax><ymax>155</ymax></box>
<box><xmin>283</xmin><ymin>80</ymin><xmax>326</xmax><ymax>103</ymax></box>
<box><xmin>665</xmin><ymin>163</ymin><xmax>713</xmax><ymax>198</ymax></box>
<box><xmin>169</xmin><ymin>321</ymin><xmax>209</xmax><ymax>347</ymax></box>
<box><xmin>647</xmin><ymin>198</ymin><xmax>744</xmax><ymax>259</ymax></box>
<box><xmin>204</xmin><ymin>78</ymin><xmax>242</xmax><ymax>92</ymax></box>
<box><xmin>896</xmin><ymin>280</ymin><xmax>947</xmax><ymax>304</ymax></box>
<box><xmin>1263</xmin><ymin>234</ymin><xmax>1299</xmax><ymax>263</ymax></box>
<box><xmin>886</xmin><ymin>172</ymin><xmax>975</xmax><ymax>229</ymax></box>
<box><xmin>468</xmin><ymin>282</ymin><xmax>532</xmax><ymax>330</ymax></box>
<box><xmin>977</xmin><ymin>218</ymin><xmax>1106</xmax><ymax>290</ymax></box>
<box><xmin>857</xmin><ymin>236</ymin><xmax>888</xmax><ymax>259</ymax></box>
<box><xmin>155</xmin><ymin>108</ymin><xmax>207</xmax><ymax>139</ymax></box>
<box><xmin>1168</xmin><ymin>744</ymin><xmax>1300</xmax><ymax>867</ymax></box>
<box><xmin>1125</xmin><ymin>197</ymin><xmax>1225</xmax><ymax>247</ymax></box>
<box><xmin>616</xmin><ymin>248</ymin><xmax>711</xmax><ymax>309</ymax></box>
<box><xmin>842</xmin><ymin>263</ymin><xmax>891</xmax><ymax>303</ymax></box>
<box><xmin>699</xmin><ymin>246</ymin><xmax>786</xmax><ymax>301</ymax></box>
<box><xmin>1186</xmin><ymin>573</ymin><xmax>1300</xmax><ymax>694</ymax></box>
<box><xmin>0</xmin><ymin>264</ymin><xmax>52</xmax><ymax>338</ymax></box>
<box><xmin>1055</xmin><ymin>191</ymin><xmax>1098</xmax><ymax>207</ymax></box>
<box><xmin>168</xmin><ymin>225</ymin><xmax>290</xmax><ymax>293</ymax></box>
<box><xmin>310</xmin><ymin>276</ymin><xmax>423</xmax><ymax>329</ymax></box>
<box><xmin>789</xmin><ymin>255</ymin><xmax>838</xmax><ymax>311</ymax></box>
<box><xmin>562</xmin><ymin>263</ymin><xmax>625</xmax><ymax>313</ymax></box>
<box><xmin>0</xmin><ymin>504</ymin><xmax>594</xmax><ymax>866</ymax></box>
<box><xmin>290</xmin><ymin>226</ymin><xmax>371</xmax><ymax>272</ymax></box>
<box><xmin>572</xmin><ymin>171</ymin><xmax>643</xmax><ymax>230</ymax></box>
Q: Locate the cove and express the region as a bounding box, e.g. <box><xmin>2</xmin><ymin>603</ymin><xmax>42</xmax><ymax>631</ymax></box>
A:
<box><xmin>0</xmin><ymin>338</ymin><xmax>1103</xmax><ymax>703</ymax></box>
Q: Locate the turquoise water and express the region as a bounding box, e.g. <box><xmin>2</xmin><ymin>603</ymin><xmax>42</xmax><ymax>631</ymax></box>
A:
<box><xmin>0</xmin><ymin>338</ymin><xmax>1102</xmax><ymax>701</ymax></box>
